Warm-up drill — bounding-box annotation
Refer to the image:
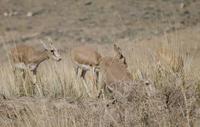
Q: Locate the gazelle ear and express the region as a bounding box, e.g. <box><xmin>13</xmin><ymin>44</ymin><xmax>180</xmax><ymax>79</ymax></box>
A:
<box><xmin>40</xmin><ymin>40</ymin><xmax>49</xmax><ymax>50</ymax></box>
<box><xmin>113</xmin><ymin>43</ymin><xmax>121</xmax><ymax>54</ymax></box>
<box><xmin>113</xmin><ymin>44</ymin><xmax>118</xmax><ymax>51</ymax></box>
<box><xmin>47</xmin><ymin>37</ymin><xmax>55</xmax><ymax>48</ymax></box>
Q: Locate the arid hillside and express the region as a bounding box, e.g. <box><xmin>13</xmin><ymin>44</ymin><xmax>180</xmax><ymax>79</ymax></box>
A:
<box><xmin>0</xmin><ymin>0</ymin><xmax>200</xmax><ymax>127</ymax></box>
<box><xmin>0</xmin><ymin>0</ymin><xmax>200</xmax><ymax>61</ymax></box>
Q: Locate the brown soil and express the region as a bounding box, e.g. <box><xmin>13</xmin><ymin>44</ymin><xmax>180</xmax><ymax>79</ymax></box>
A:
<box><xmin>0</xmin><ymin>0</ymin><xmax>200</xmax><ymax>62</ymax></box>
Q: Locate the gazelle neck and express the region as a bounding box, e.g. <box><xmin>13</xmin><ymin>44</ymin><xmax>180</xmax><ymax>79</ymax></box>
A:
<box><xmin>32</xmin><ymin>50</ymin><xmax>49</xmax><ymax>65</ymax></box>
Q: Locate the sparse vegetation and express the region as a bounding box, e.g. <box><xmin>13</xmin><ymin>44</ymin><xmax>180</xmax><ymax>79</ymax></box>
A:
<box><xmin>1</xmin><ymin>31</ymin><xmax>200</xmax><ymax>127</ymax></box>
<box><xmin>0</xmin><ymin>0</ymin><xmax>200</xmax><ymax>127</ymax></box>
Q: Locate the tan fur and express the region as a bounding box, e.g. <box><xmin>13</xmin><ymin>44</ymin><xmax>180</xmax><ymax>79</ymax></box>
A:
<box><xmin>71</xmin><ymin>44</ymin><xmax>127</xmax><ymax>80</ymax></box>
<box><xmin>71</xmin><ymin>45</ymin><xmax>102</xmax><ymax>86</ymax></box>
<box><xmin>71</xmin><ymin>45</ymin><xmax>102</xmax><ymax>67</ymax></box>
<box><xmin>71</xmin><ymin>44</ymin><xmax>131</xmax><ymax>97</ymax></box>
<box><xmin>10</xmin><ymin>42</ymin><xmax>62</xmax><ymax>86</ymax></box>
<box><xmin>97</xmin><ymin>44</ymin><xmax>131</xmax><ymax>97</ymax></box>
<box><xmin>157</xmin><ymin>47</ymin><xmax>184</xmax><ymax>73</ymax></box>
<box><xmin>99</xmin><ymin>57</ymin><xmax>132</xmax><ymax>86</ymax></box>
<box><xmin>97</xmin><ymin>56</ymin><xmax>132</xmax><ymax>98</ymax></box>
<box><xmin>10</xmin><ymin>44</ymin><xmax>49</xmax><ymax>65</ymax></box>
<box><xmin>99</xmin><ymin>44</ymin><xmax>131</xmax><ymax>86</ymax></box>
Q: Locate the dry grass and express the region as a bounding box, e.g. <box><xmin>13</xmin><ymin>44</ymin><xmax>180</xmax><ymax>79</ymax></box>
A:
<box><xmin>0</xmin><ymin>28</ymin><xmax>200</xmax><ymax>127</ymax></box>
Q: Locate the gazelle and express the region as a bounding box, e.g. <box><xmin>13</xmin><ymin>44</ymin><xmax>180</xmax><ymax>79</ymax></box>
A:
<box><xmin>71</xmin><ymin>43</ymin><xmax>130</xmax><ymax>97</ymax></box>
<box><xmin>98</xmin><ymin>56</ymin><xmax>133</xmax><ymax>97</ymax></box>
<box><xmin>71</xmin><ymin>44</ymin><xmax>127</xmax><ymax>83</ymax></box>
<box><xmin>10</xmin><ymin>40</ymin><xmax>62</xmax><ymax>89</ymax></box>
<box><xmin>71</xmin><ymin>45</ymin><xmax>102</xmax><ymax>83</ymax></box>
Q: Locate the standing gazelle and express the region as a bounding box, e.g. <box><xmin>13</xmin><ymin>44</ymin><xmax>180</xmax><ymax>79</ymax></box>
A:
<box><xmin>10</xmin><ymin>40</ymin><xmax>62</xmax><ymax>93</ymax></box>
<box><xmin>71</xmin><ymin>45</ymin><xmax>102</xmax><ymax>84</ymax></box>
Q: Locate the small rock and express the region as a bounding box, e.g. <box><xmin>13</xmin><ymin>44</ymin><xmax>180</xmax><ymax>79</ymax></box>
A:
<box><xmin>153</xmin><ymin>30</ymin><xmax>160</xmax><ymax>35</ymax></box>
<box><xmin>79</xmin><ymin>17</ymin><xmax>88</xmax><ymax>21</ymax></box>
<box><xmin>180</xmin><ymin>3</ymin><xmax>185</xmax><ymax>9</ymax></box>
<box><xmin>85</xmin><ymin>1</ymin><xmax>92</xmax><ymax>6</ymax></box>
<box><xmin>27</xmin><ymin>12</ymin><xmax>33</xmax><ymax>17</ymax></box>
<box><xmin>12</xmin><ymin>11</ymin><xmax>18</xmax><ymax>16</ymax></box>
<box><xmin>165</xmin><ymin>26</ymin><xmax>175</xmax><ymax>33</ymax></box>
<box><xmin>3</xmin><ymin>12</ymin><xmax>8</xmax><ymax>16</ymax></box>
<box><xmin>3</xmin><ymin>11</ymin><xmax>18</xmax><ymax>17</ymax></box>
<box><xmin>0</xmin><ymin>94</ymin><xmax>7</xmax><ymax>100</ymax></box>
<box><xmin>183</xmin><ymin>10</ymin><xmax>190</xmax><ymax>15</ymax></box>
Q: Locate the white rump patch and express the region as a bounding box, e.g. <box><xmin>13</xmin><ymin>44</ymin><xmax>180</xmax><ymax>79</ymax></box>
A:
<box><xmin>14</xmin><ymin>63</ymin><xmax>27</xmax><ymax>70</ymax></box>
<box><xmin>27</xmin><ymin>64</ymin><xmax>37</xmax><ymax>71</ymax></box>
<box><xmin>14</xmin><ymin>63</ymin><xmax>37</xmax><ymax>71</ymax></box>
<box><xmin>78</xmin><ymin>64</ymin><xmax>91</xmax><ymax>71</ymax></box>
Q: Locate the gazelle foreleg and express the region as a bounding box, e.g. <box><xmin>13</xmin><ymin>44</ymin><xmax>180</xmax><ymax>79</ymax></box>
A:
<box><xmin>32</xmin><ymin>69</ymin><xmax>42</xmax><ymax>96</ymax></box>
<box><xmin>32</xmin><ymin>69</ymin><xmax>37</xmax><ymax>85</ymax></box>
<box><xmin>75</xmin><ymin>65</ymin><xmax>79</xmax><ymax>76</ymax></box>
<box><xmin>80</xmin><ymin>69</ymin><xmax>87</xmax><ymax>79</ymax></box>
<box><xmin>94</xmin><ymin>66</ymin><xmax>101</xmax><ymax>85</ymax></box>
<box><xmin>91</xmin><ymin>66</ymin><xmax>98</xmax><ymax>86</ymax></box>
<box><xmin>79</xmin><ymin>64</ymin><xmax>91</xmax><ymax>79</ymax></box>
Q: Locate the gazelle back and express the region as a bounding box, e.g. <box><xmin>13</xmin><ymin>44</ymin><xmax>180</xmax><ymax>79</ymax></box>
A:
<box><xmin>71</xmin><ymin>45</ymin><xmax>102</xmax><ymax>67</ymax></box>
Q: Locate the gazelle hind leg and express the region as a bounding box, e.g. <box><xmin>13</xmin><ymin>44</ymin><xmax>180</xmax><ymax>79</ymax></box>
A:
<box><xmin>21</xmin><ymin>69</ymin><xmax>28</xmax><ymax>96</ymax></box>
<box><xmin>94</xmin><ymin>67</ymin><xmax>100</xmax><ymax>85</ymax></box>
<box><xmin>92</xmin><ymin>66</ymin><xmax>99</xmax><ymax>90</ymax></box>
<box><xmin>32</xmin><ymin>70</ymin><xmax>37</xmax><ymax>85</ymax></box>
<box><xmin>73</xmin><ymin>64</ymin><xmax>80</xmax><ymax>77</ymax></box>
<box><xmin>92</xmin><ymin>67</ymin><xmax>96</xmax><ymax>83</ymax></box>
<box><xmin>75</xmin><ymin>66</ymin><xmax>79</xmax><ymax>76</ymax></box>
<box><xmin>13</xmin><ymin>67</ymin><xmax>18</xmax><ymax>84</ymax></box>
<box><xmin>97</xmin><ymin>74</ymin><xmax>106</xmax><ymax>99</ymax></box>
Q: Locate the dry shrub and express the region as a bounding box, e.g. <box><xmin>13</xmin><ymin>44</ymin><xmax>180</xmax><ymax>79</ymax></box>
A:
<box><xmin>156</xmin><ymin>46</ymin><xmax>184</xmax><ymax>74</ymax></box>
<box><xmin>0</xmin><ymin>80</ymin><xmax>199</xmax><ymax>127</ymax></box>
<box><xmin>0</xmin><ymin>28</ymin><xmax>200</xmax><ymax>126</ymax></box>
<box><xmin>107</xmin><ymin>79</ymin><xmax>199</xmax><ymax>127</ymax></box>
<box><xmin>106</xmin><ymin>81</ymin><xmax>169</xmax><ymax>127</ymax></box>
<box><xmin>162</xmin><ymin>79</ymin><xmax>198</xmax><ymax>127</ymax></box>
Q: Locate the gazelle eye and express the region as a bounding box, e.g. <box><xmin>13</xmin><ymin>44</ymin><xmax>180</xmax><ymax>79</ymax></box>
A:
<box><xmin>50</xmin><ymin>50</ymin><xmax>54</xmax><ymax>53</ymax></box>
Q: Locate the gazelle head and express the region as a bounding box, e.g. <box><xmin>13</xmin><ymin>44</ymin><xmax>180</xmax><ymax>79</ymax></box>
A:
<box><xmin>40</xmin><ymin>40</ymin><xmax>62</xmax><ymax>61</ymax></box>
<box><xmin>113</xmin><ymin>44</ymin><xmax>127</xmax><ymax>67</ymax></box>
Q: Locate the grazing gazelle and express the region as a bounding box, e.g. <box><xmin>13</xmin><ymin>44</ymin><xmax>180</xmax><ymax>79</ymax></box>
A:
<box><xmin>10</xmin><ymin>40</ymin><xmax>62</xmax><ymax>87</ymax></box>
<box><xmin>98</xmin><ymin>55</ymin><xmax>133</xmax><ymax>97</ymax></box>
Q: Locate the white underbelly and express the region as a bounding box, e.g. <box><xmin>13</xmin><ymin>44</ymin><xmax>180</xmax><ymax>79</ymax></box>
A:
<box><xmin>14</xmin><ymin>62</ymin><xmax>37</xmax><ymax>71</ymax></box>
